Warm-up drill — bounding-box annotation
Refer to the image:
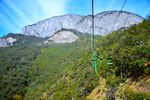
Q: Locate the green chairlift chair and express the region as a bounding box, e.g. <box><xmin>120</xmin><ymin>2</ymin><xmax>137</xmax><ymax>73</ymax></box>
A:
<box><xmin>91</xmin><ymin>51</ymin><xmax>98</xmax><ymax>74</ymax></box>
<box><xmin>106</xmin><ymin>57</ymin><xmax>113</xmax><ymax>66</ymax></box>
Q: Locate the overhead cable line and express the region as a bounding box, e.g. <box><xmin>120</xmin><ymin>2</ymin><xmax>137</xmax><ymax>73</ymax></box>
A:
<box><xmin>146</xmin><ymin>9</ymin><xmax>150</xmax><ymax>18</ymax></box>
<box><xmin>109</xmin><ymin>0</ymin><xmax>128</xmax><ymax>34</ymax></box>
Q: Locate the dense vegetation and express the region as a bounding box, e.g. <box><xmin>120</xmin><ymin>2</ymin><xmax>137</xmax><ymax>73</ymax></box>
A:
<box><xmin>0</xmin><ymin>18</ymin><xmax>150</xmax><ymax>100</ymax></box>
<box><xmin>3</xmin><ymin>33</ymin><xmax>45</xmax><ymax>46</ymax></box>
<box><xmin>98</xmin><ymin>18</ymin><xmax>150</xmax><ymax>79</ymax></box>
<box><xmin>97</xmin><ymin>18</ymin><xmax>150</xmax><ymax>99</ymax></box>
<box><xmin>0</xmin><ymin>45</ymin><xmax>41</xmax><ymax>99</ymax></box>
<box><xmin>24</xmin><ymin>36</ymin><xmax>99</xmax><ymax>99</ymax></box>
<box><xmin>0</xmin><ymin>35</ymin><xmax>44</xmax><ymax>100</ymax></box>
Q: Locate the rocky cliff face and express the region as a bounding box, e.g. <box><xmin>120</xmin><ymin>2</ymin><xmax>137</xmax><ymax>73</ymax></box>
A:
<box><xmin>44</xmin><ymin>30</ymin><xmax>79</xmax><ymax>44</ymax></box>
<box><xmin>22</xmin><ymin>14</ymin><xmax>82</xmax><ymax>37</ymax></box>
<box><xmin>0</xmin><ymin>37</ymin><xmax>16</xmax><ymax>48</ymax></box>
<box><xmin>22</xmin><ymin>11</ymin><xmax>143</xmax><ymax>37</ymax></box>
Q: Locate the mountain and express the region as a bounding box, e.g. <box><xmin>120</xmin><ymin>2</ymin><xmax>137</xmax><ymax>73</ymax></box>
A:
<box><xmin>1</xmin><ymin>11</ymin><xmax>143</xmax><ymax>46</ymax></box>
<box><xmin>0</xmin><ymin>33</ymin><xmax>46</xmax><ymax>47</ymax></box>
<box><xmin>0</xmin><ymin>17</ymin><xmax>150</xmax><ymax>99</ymax></box>
<box><xmin>23</xmin><ymin>18</ymin><xmax>150</xmax><ymax>99</ymax></box>
<box><xmin>22</xmin><ymin>11</ymin><xmax>143</xmax><ymax>37</ymax></box>
<box><xmin>0</xmin><ymin>37</ymin><xmax>16</xmax><ymax>47</ymax></box>
<box><xmin>44</xmin><ymin>29</ymin><xmax>79</xmax><ymax>44</ymax></box>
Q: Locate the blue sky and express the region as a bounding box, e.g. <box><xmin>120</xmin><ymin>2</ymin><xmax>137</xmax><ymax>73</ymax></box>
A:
<box><xmin>0</xmin><ymin>0</ymin><xmax>150</xmax><ymax>37</ymax></box>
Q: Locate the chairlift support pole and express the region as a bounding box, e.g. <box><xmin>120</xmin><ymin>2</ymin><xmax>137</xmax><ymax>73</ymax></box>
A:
<box><xmin>91</xmin><ymin>0</ymin><xmax>99</xmax><ymax>75</ymax></box>
<box><xmin>92</xmin><ymin>0</ymin><xmax>95</xmax><ymax>50</ymax></box>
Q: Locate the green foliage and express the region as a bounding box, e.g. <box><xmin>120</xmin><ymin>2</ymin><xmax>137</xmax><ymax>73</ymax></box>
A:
<box><xmin>98</xmin><ymin>19</ymin><xmax>150</xmax><ymax>79</ymax></box>
<box><xmin>124</xmin><ymin>89</ymin><xmax>150</xmax><ymax>100</ymax></box>
<box><xmin>96</xmin><ymin>19</ymin><xmax>150</xmax><ymax>99</ymax></box>
<box><xmin>24</xmin><ymin>36</ymin><xmax>99</xmax><ymax>99</ymax></box>
<box><xmin>1</xmin><ymin>19</ymin><xmax>150</xmax><ymax>99</ymax></box>
<box><xmin>0</xmin><ymin>45</ymin><xmax>41</xmax><ymax>100</ymax></box>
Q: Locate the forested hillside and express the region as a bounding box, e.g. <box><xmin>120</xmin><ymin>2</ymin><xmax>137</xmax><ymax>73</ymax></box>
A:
<box><xmin>0</xmin><ymin>45</ymin><xmax>41</xmax><ymax>99</ymax></box>
<box><xmin>0</xmin><ymin>18</ymin><xmax>150</xmax><ymax>100</ymax></box>
<box><xmin>94</xmin><ymin>18</ymin><xmax>150</xmax><ymax>100</ymax></box>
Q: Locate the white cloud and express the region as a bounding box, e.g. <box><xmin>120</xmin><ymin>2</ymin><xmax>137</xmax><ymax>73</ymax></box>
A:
<box><xmin>37</xmin><ymin>0</ymin><xmax>69</xmax><ymax>17</ymax></box>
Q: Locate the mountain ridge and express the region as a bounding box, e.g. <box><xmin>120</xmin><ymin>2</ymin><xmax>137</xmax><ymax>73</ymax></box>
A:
<box><xmin>22</xmin><ymin>10</ymin><xmax>143</xmax><ymax>37</ymax></box>
<box><xmin>24</xmin><ymin>10</ymin><xmax>143</xmax><ymax>26</ymax></box>
<box><xmin>0</xmin><ymin>10</ymin><xmax>144</xmax><ymax>47</ymax></box>
<box><xmin>0</xmin><ymin>33</ymin><xmax>46</xmax><ymax>47</ymax></box>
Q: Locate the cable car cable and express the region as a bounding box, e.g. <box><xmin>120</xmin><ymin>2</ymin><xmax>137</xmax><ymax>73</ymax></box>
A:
<box><xmin>109</xmin><ymin>0</ymin><xmax>127</xmax><ymax>34</ymax></box>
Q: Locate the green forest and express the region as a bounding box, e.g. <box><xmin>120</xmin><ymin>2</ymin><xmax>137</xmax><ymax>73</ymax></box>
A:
<box><xmin>0</xmin><ymin>18</ymin><xmax>150</xmax><ymax>100</ymax></box>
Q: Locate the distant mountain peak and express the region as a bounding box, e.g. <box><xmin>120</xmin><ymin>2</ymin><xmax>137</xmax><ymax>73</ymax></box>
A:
<box><xmin>0</xmin><ymin>37</ymin><xmax>16</xmax><ymax>48</ymax></box>
<box><xmin>22</xmin><ymin>10</ymin><xmax>143</xmax><ymax>38</ymax></box>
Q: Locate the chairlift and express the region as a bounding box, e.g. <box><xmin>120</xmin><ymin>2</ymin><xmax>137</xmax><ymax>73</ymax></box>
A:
<box><xmin>106</xmin><ymin>57</ymin><xmax>113</xmax><ymax>66</ymax></box>
<box><xmin>91</xmin><ymin>51</ymin><xmax>98</xmax><ymax>68</ymax></box>
<box><xmin>106</xmin><ymin>51</ymin><xmax>113</xmax><ymax>66</ymax></box>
